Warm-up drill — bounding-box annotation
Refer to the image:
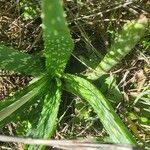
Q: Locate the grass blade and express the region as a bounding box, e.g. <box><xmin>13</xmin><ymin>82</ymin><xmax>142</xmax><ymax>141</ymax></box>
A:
<box><xmin>87</xmin><ymin>16</ymin><xmax>149</xmax><ymax>80</ymax></box>
<box><xmin>0</xmin><ymin>76</ymin><xmax>48</xmax><ymax>124</ymax></box>
<box><xmin>41</xmin><ymin>0</ymin><xmax>74</xmax><ymax>75</ymax></box>
<box><xmin>27</xmin><ymin>78</ymin><xmax>62</xmax><ymax>150</ymax></box>
<box><xmin>0</xmin><ymin>45</ymin><xmax>45</xmax><ymax>76</ymax></box>
<box><xmin>63</xmin><ymin>74</ymin><xmax>137</xmax><ymax>145</ymax></box>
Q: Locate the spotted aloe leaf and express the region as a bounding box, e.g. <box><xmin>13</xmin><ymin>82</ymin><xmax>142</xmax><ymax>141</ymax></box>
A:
<box><xmin>98</xmin><ymin>74</ymin><xmax>123</xmax><ymax>105</ymax></box>
<box><xmin>0</xmin><ymin>45</ymin><xmax>45</xmax><ymax>76</ymax></box>
<box><xmin>87</xmin><ymin>16</ymin><xmax>149</xmax><ymax>80</ymax></box>
<box><xmin>0</xmin><ymin>96</ymin><xmax>45</xmax><ymax>129</ymax></box>
<box><xmin>63</xmin><ymin>74</ymin><xmax>137</xmax><ymax>145</ymax></box>
<box><xmin>27</xmin><ymin>78</ymin><xmax>62</xmax><ymax>150</ymax></box>
<box><xmin>41</xmin><ymin>0</ymin><xmax>74</xmax><ymax>75</ymax></box>
<box><xmin>0</xmin><ymin>76</ymin><xmax>48</xmax><ymax>124</ymax></box>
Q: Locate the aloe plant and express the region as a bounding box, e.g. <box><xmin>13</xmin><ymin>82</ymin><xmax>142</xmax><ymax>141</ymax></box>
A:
<box><xmin>0</xmin><ymin>0</ymin><xmax>149</xmax><ymax>149</ymax></box>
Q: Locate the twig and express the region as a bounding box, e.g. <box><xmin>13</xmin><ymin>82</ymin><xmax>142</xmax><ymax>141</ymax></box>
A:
<box><xmin>0</xmin><ymin>135</ymin><xmax>138</xmax><ymax>150</ymax></box>
<box><xmin>72</xmin><ymin>1</ymin><xmax>134</xmax><ymax>21</ymax></box>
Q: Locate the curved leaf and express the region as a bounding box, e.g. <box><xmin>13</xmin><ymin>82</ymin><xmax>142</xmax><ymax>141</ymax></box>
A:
<box><xmin>63</xmin><ymin>74</ymin><xmax>136</xmax><ymax>145</ymax></box>
<box><xmin>0</xmin><ymin>45</ymin><xmax>45</xmax><ymax>76</ymax></box>
<box><xmin>0</xmin><ymin>76</ymin><xmax>48</xmax><ymax>124</ymax></box>
<box><xmin>0</xmin><ymin>97</ymin><xmax>46</xmax><ymax>129</ymax></box>
<box><xmin>87</xmin><ymin>16</ymin><xmax>149</xmax><ymax>80</ymax></box>
<box><xmin>41</xmin><ymin>0</ymin><xmax>74</xmax><ymax>75</ymax></box>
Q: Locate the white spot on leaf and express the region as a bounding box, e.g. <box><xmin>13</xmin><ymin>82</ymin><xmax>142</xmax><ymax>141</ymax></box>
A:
<box><xmin>54</xmin><ymin>30</ymin><xmax>58</xmax><ymax>36</ymax></box>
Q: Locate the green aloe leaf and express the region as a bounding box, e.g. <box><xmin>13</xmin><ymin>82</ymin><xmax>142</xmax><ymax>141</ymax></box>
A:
<box><xmin>0</xmin><ymin>76</ymin><xmax>48</xmax><ymax>124</ymax></box>
<box><xmin>0</xmin><ymin>97</ymin><xmax>45</xmax><ymax>129</ymax></box>
<box><xmin>0</xmin><ymin>45</ymin><xmax>45</xmax><ymax>76</ymax></box>
<box><xmin>87</xmin><ymin>16</ymin><xmax>149</xmax><ymax>80</ymax></box>
<box><xmin>41</xmin><ymin>0</ymin><xmax>74</xmax><ymax>75</ymax></box>
<box><xmin>98</xmin><ymin>74</ymin><xmax>123</xmax><ymax>105</ymax></box>
<box><xmin>27</xmin><ymin>78</ymin><xmax>62</xmax><ymax>150</ymax></box>
<box><xmin>63</xmin><ymin>74</ymin><xmax>136</xmax><ymax>145</ymax></box>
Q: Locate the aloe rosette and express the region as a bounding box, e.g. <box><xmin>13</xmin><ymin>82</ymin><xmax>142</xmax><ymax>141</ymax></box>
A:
<box><xmin>0</xmin><ymin>0</ymin><xmax>149</xmax><ymax>149</ymax></box>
